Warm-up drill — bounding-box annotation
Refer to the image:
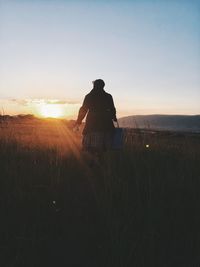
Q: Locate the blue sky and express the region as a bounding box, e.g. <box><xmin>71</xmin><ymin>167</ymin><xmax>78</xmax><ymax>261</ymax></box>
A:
<box><xmin>0</xmin><ymin>0</ymin><xmax>199</xmax><ymax>117</ymax></box>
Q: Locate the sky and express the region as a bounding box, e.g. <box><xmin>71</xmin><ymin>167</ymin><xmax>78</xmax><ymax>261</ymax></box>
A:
<box><xmin>0</xmin><ymin>0</ymin><xmax>200</xmax><ymax>118</ymax></box>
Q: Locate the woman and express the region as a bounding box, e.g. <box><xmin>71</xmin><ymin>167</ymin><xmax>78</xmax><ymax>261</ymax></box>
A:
<box><xmin>75</xmin><ymin>79</ymin><xmax>117</xmax><ymax>152</ymax></box>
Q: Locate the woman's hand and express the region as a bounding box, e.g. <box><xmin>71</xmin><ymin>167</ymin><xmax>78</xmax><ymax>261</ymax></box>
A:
<box><xmin>73</xmin><ymin>122</ymin><xmax>81</xmax><ymax>132</ymax></box>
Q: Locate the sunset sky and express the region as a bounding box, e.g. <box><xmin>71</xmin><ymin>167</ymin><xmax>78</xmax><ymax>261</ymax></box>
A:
<box><xmin>0</xmin><ymin>0</ymin><xmax>199</xmax><ymax>118</ymax></box>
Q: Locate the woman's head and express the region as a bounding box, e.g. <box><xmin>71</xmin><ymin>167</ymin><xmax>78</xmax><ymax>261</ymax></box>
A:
<box><xmin>92</xmin><ymin>79</ymin><xmax>105</xmax><ymax>89</ymax></box>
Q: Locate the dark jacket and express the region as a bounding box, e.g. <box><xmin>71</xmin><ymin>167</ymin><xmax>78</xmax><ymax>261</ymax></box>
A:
<box><xmin>77</xmin><ymin>88</ymin><xmax>117</xmax><ymax>135</ymax></box>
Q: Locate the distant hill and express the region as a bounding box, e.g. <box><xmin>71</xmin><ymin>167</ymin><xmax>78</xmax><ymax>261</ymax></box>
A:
<box><xmin>118</xmin><ymin>115</ymin><xmax>200</xmax><ymax>133</ymax></box>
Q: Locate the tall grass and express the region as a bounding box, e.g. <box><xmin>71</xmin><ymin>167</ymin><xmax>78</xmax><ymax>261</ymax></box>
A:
<box><xmin>0</xmin><ymin>119</ymin><xmax>200</xmax><ymax>267</ymax></box>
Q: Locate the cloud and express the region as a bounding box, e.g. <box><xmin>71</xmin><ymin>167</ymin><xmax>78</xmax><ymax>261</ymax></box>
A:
<box><xmin>11</xmin><ymin>99</ymin><xmax>29</xmax><ymax>106</ymax></box>
<box><xmin>45</xmin><ymin>100</ymin><xmax>79</xmax><ymax>105</ymax></box>
<box><xmin>9</xmin><ymin>98</ymin><xmax>80</xmax><ymax>106</ymax></box>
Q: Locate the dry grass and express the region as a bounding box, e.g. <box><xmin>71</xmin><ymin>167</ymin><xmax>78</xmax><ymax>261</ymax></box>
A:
<box><xmin>0</xmin><ymin>117</ymin><xmax>200</xmax><ymax>267</ymax></box>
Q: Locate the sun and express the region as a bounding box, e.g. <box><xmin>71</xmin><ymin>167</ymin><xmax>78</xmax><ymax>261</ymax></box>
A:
<box><xmin>40</xmin><ymin>104</ymin><xmax>63</xmax><ymax>118</ymax></box>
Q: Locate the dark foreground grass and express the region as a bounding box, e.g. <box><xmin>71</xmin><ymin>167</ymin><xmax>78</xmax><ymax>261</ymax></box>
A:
<box><xmin>0</xmin><ymin>131</ymin><xmax>200</xmax><ymax>267</ymax></box>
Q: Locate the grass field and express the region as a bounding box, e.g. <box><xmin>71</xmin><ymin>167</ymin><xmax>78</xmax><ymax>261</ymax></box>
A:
<box><xmin>0</xmin><ymin>117</ymin><xmax>200</xmax><ymax>267</ymax></box>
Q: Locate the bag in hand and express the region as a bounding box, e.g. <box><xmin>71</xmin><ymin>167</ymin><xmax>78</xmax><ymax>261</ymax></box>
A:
<box><xmin>112</xmin><ymin>121</ymin><xmax>123</xmax><ymax>150</ymax></box>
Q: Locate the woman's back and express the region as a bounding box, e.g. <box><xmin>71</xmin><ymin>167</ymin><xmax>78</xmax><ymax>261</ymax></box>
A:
<box><xmin>81</xmin><ymin>88</ymin><xmax>116</xmax><ymax>134</ymax></box>
<box><xmin>85</xmin><ymin>88</ymin><xmax>115</xmax><ymax>112</ymax></box>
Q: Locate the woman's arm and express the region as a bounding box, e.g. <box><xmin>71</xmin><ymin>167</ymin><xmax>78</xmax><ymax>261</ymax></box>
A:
<box><xmin>76</xmin><ymin>96</ymin><xmax>89</xmax><ymax>125</ymax></box>
<box><xmin>110</xmin><ymin>95</ymin><xmax>117</xmax><ymax>121</ymax></box>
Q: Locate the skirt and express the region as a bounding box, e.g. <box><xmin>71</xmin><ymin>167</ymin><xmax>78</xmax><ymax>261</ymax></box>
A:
<box><xmin>82</xmin><ymin>132</ymin><xmax>113</xmax><ymax>152</ymax></box>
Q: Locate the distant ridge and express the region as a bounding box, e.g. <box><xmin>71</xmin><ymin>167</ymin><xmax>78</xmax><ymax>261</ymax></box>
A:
<box><xmin>118</xmin><ymin>115</ymin><xmax>200</xmax><ymax>133</ymax></box>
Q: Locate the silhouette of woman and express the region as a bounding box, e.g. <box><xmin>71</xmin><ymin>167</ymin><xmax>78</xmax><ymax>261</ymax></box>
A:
<box><xmin>75</xmin><ymin>79</ymin><xmax>117</xmax><ymax>152</ymax></box>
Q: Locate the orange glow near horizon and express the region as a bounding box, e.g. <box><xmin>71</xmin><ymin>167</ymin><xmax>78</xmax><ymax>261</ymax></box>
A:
<box><xmin>0</xmin><ymin>99</ymin><xmax>82</xmax><ymax>119</ymax></box>
<box><xmin>39</xmin><ymin>104</ymin><xmax>64</xmax><ymax>118</ymax></box>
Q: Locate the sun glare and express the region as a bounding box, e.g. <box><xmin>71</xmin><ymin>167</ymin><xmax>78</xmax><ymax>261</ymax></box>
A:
<box><xmin>40</xmin><ymin>104</ymin><xmax>63</xmax><ymax>118</ymax></box>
